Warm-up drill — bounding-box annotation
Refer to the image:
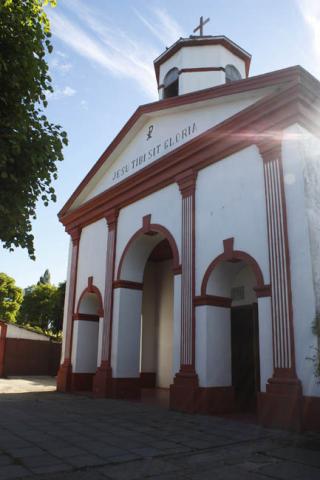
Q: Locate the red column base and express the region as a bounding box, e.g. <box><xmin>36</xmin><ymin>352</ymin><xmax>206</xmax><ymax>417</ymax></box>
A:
<box><xmin>92</xmin><ymin>362</ymin><xmax>113</xmax><ymax>398</ymax></box>
<box><xmin>71</xmin><ymin>373</ymin><xmax>94</xmax><ymax>392</ymax></box>
<box><xmin>56</xmin><ymin>360</ymin><xmax>72</xmax><ymax>392</ymax></box>
<box><xmin>111</xmin><ymin>378</ymin><xmax>141</xmax><ymax>399</ymax></box>
<box><xmin>196</xmin><ymin>386</ymin><xmax>235</xmax><ymax>414</ymax></box>
<box><xmin>140</xmin><ymin>372</ymin><xmax>156</xmax><ymax>388</ymax></box>
<box><xmin>258</xmin><ymin>377</ymin><xmax>303</xmax><ymax>431</ymax></box>
<box><xmin>170</xmin><ymin>369</ymin><xmax>199</xmax><ymax>413</ymax></box>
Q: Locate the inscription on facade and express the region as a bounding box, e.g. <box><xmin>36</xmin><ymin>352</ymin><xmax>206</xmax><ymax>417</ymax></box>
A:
<box><xmin>112</xmin><ymin>122</ymin><xmax>197</xmax><ymax>182</ymax></box>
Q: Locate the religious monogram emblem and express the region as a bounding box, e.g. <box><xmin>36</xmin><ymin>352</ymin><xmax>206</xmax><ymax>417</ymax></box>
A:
<box><xmin>146</xmin><ymin>124</ymin><xmax>154</xmax><ymax>141</ymax></box>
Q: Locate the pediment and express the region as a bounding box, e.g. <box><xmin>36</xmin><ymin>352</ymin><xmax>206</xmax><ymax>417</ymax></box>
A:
<box><xmin>61</xmin><ymin>66</ymin><xmax>312</xmax><ymax>218</ymax></box>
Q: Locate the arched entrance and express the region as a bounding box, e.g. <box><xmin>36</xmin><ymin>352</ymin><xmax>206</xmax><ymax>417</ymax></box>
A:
<box><xmin>111</xmin><ymin>221</ymin><xmax>180</xmax><ymax>401</ymax></box>
<box><xmin>197</xmin><ymin>240</ymin><xmax>272</xmax><ymax>415</ymax></box>
<box><xmin>72</xmin><ymin>279</ymin><xmax>104</xmax><ymax>391</ymax></box>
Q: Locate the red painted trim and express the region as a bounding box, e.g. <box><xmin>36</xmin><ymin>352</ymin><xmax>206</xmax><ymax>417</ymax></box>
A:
<box><xmin>75</xmin><ymin>278</ymin><xmax>104</xmax><ymax>318</ymax></box>
<box><xmin>254</xmin><ymin>285</ymin><xmax>272</xmax><ymax>298</ymax></box>
<box><xmin>153</xmin><ymin>36</ymin><xmax>251</xmax><ymax>83</ymax></box>
<box><xmin>194</xmin><ymin>295</ymin><xmax>232</xmax><ymax>308</ymax></box>
<box><xmin>113</xmin><ymin>280</ymin><xmax>143</xmax><ymax>290</ymax></box>
<box><xmin>173</xmin><ymin>265</ymin><xmax>182</xmax><ymax>275</ymax></box>
<box><xmin>0</xmin><ymin>321</ymin><xmax>7</xmax><ymax>377</ymax></box>
<box><xmin>59</xmin><ymin>67</ymin><xmax>318</xmax><ymax>224</ymax></box>
<box><xmin>116</xmin><ymin>220</ymin><xmax>180</xmax><ymax>280</ymax></box>
<box><xmin>179</xmin><ymin>67</ymin><xmax>226</xmax><ymax>74</ymax></box>
<box><xmin>201</xmin><ymin>242</ymin><xmax>266</xmax><ymax>296</ymax></box>
<box><xmin>73</xmin><ymin>313</ymin><xmax>99</xmax><ymax>322</ymax></box>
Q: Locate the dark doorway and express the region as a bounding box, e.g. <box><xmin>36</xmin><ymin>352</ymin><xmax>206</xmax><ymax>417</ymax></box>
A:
<box><xmin>231</xmin><ymin>304</ymin><xmax>260</xmax><ymax>412</ymax></box>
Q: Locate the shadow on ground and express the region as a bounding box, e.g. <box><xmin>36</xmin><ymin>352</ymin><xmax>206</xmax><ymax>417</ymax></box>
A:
<box><xmin>0</xmin><ymin>379</ymin><xmax>319</xmax><ymax>479</ymax></box>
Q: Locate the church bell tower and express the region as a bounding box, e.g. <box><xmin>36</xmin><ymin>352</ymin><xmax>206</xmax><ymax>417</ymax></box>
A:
<box><xmin>154</xmin><ymin>17</ymin><xmax>251</xmax><ymax>100</ymax></box>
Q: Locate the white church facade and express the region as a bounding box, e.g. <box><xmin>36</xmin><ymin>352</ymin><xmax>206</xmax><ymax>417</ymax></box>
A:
<box><xmin>57</xmin><ymin>31</ymin><xmax>320</xmax><ymax>431</ymax></box>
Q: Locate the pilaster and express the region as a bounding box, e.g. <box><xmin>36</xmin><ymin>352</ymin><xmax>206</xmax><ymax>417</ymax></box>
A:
<box><xmin>257</xmin><ymin>136</ymin><xmax>302</xmax><ymax>430</ymax></box>
<box><xmin>57</xmin><ymin>227</ymin><xmax>81</xmax><ymax>392</ymax></box>
<box><xmin>170</xmin><ymin>170</ymin><xmax>199</xmax><ymax>412</ymax></box>
<box><xmin>93</xmin><ymin>209</ymin><xmax>118</xmax><ymax>397</ymax></box>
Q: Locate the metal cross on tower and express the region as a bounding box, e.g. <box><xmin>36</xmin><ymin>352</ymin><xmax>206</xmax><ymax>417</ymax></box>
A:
<box><xmin>193</xmin><ymin>16</ymin><xmax>210</xmax><ymax>36</ymax></box>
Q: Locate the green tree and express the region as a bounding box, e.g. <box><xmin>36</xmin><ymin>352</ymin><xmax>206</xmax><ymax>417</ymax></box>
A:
<box><xmin>0</xmin><ymin>272</ymin><xmax>23</xmax><ymax>322</ymax></box>
<box><xmin>51</xmin><ymin>281</ymin><xmax>65</xmax><ymax>333</ymax></box>
<box><xmin>0</xmin><ymin>0</ymin><xmax>68</xmax><ymax>259</ymax></box>
<box><xmin>18</xmin><ymin>283</ymin><xmax>57</xmax><ymax>330</ymax></box>
<box><xmin>37</xmin><ymin>268</ymin><xmax>51</xmax><ymax>285</ymax></box>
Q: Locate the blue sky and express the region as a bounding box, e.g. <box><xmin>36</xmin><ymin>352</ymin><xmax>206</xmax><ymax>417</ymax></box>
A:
<box><xmin>1</xmin><ymin>0</ymin><xmax>319</xmax><ymax>288</ymax></box>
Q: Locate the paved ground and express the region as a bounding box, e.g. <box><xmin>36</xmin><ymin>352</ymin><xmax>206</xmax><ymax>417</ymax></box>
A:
<box><xmin>0</xmin><ymin>380</ymin><xmax>319</xmax><ymax>479</ymax></box>
<box><xmin>0</xmin><ymin>377</ymin><xmax>56</xmax><ymax>395</ymax></box>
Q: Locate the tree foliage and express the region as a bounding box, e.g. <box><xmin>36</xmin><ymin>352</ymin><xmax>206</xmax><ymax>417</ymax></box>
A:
<box><xmin>0</xmin><ymin>0</ymin><xmax>67</xmax><ymax>259</ymax></box>
<box><xmin>0</xmin><ymin>272</ymin><xmax>23</xmax><ymax>322</ymax></box>
<box><xmin>17</xmin><ymin>280</ymin><xmax>65</xmax><ymax>332</ymax></box>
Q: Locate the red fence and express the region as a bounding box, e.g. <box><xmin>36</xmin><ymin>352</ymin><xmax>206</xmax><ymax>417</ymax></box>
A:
<box><xmin>0</xmin><ymin>322</ymin><xmax>61</xmax><ymax>377</ymax></box>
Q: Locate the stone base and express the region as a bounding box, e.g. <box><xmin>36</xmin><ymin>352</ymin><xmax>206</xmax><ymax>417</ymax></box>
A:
<box><xmin>71</xmin><ymin>373</ymin><xmax>94</xmax><ymax>392</ymax></box>
<box><xmin>302</xmin><ymin>396</ymin><xmax>320</xmax><ymax>432</ymax></box>
<box><xmin>112</xmin><ymin>378</ymin><xmax>141</xmax><ymax>399</ymax></box>
<box><xmin>258</xmin><ymin>377</ymin><xmax>303</xmax><ymax>431</ymax></box>
<box><xmin>170</xmin><ymin>370</ymin><xmax>199</xmax><ymax>413</ymax></box>
<box><xmin>140</xmin><ymin>372</ymin><xmax>156</xmax><ymax>388</ymax></box>
<box><xmin>196</xmin><ymin>386</ymin><xmax>235</xmax><ymax>414</ymax></box>
<box><xmin>93</xmin><ymin>362</ymin><xmax>113</xmax><ymax>398</ymax></box>
<box><xmin>56</xmin><ymin>360</ymin><xmax>72</xmax><ymax>392</ymax></box>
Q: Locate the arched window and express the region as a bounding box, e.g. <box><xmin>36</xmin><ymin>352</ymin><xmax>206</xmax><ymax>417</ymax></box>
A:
<box><xmin>163</xmin><ymin>68</ymin><xmax>179</xmax><ymax>98</ymax></box>
<box><xmin>225</xmin><ymin>64</ymin><xmax>242</xmax><ymax>83</ymax></box>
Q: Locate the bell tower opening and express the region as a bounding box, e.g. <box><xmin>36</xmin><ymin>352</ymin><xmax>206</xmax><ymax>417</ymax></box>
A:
<box><xmin>163</xmin><ymin>68</ymin><xmax>179</xmax><ymax>99</ymax></box>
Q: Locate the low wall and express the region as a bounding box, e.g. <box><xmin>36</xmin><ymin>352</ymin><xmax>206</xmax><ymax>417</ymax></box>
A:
<box><xmin>0</xmin><ymin>333</ymin><xmax>61</xmax><ymax>377</ymax></box>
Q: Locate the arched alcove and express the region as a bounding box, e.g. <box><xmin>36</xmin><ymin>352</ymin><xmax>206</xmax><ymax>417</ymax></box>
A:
<box><xmin>72</xmin><ymin>282</ymin><xmax>104</xmax><ymax>391</ymax></box>
<box><xmin>112</xmin><ymin>222</ymin><xmax>180</xmax><ymax>399</ymax></box>
<box><xmin>197</xmin><ymin>244</ymin><xmax>272</xmax><ymax>415</ymax></box>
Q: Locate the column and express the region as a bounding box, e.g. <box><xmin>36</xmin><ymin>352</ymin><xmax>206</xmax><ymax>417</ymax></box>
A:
<box><xmin>170</xmin><ymin>170</ymin><xmax>199</xmax><ymax>412</ymax></box>
<box><xmin>57</xmin><ymin>227</ymin><xmax>81</xmax><ymax>392</ymax></box>
<box><xmin>93</xmin><ymin>209</ymin><xmax>118</xmax><ymax>397</ymax></box>
<box><xmin>258</xmin><ymin>139</ymin><xmax>302</xmax><ymax>430</ymax></box>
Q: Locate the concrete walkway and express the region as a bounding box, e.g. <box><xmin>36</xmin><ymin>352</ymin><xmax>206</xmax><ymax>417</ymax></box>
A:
<box><xmin>0</xmin><ymin>381</ymin><xmax>319</xmax><ymax>479</ymax></box>
<box><xmin>0</xmin><ymin>377</ymin><xmax>56</xmax><ymax>395</ymax></box>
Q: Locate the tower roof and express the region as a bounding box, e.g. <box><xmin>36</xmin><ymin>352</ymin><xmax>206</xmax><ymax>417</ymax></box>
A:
<box><xmin>154</xmin><ymin>35</ymin><xmax>252</xmax><ymax>83</ymax></box>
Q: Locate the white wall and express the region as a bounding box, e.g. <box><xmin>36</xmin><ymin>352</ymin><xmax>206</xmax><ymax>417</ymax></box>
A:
<box><xmin>141</xmin><ymin>262</ymin><xmax>157</xmax><ymax>372</ymax></box>
<box><xmin>196</xmin><ymin>305</ymin><xmax>231</xmax><ymax>387</ymax></box>
<box><xmin>155</xmin><ymin>260</ymin><xmax>174</xmax><ymax>388</ymax></box>
<box><xmin>6</xmin><ymin>324</ymin><xmax>50</xmax><ymax>341</ymax></box>
<box><xmin>111</xmin><ymin>288</ymin><xmax>142</xmax><ymax>377</ymax></box>
<box><xmin>173</xmin><ymin>274</ymin><xmax>181</xmax><ymax>376</ymax></box>
<box><xmin>71</xmin><ymin>320</ymin><xmax>99</xmax><ymax>373</ymax></box>
<box><xmin>283</xmin><ymin>124</ymin><xmax>320</xmax><ymax>397</ymax></box>
<box><xmin>258</xmin><ymin>296</ymin><xmax>273</xmax><ymax>392</ymax></box>
<box><xmin>61</xmin><ymin>239</ymin><xmax>73</xmax><ymax>363</ymax></box>
<box><xmin>196</xmin><ymin>145</ymin><xmax>269</xmax><ymax>295</ymax></box>
<box><xmin>75</xmin><ymin>218</ymin><xmax>108</xmax><ymax>307</ymax></box>
<box><xmin>140</xmin><ymin>260</ymin><xmax>174</xmax><ymax>388</ymax></box>
<box><xmin>231</xmin><ymin>265</ymin><xmax>257</xmax><ymax>306</ymax></box>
